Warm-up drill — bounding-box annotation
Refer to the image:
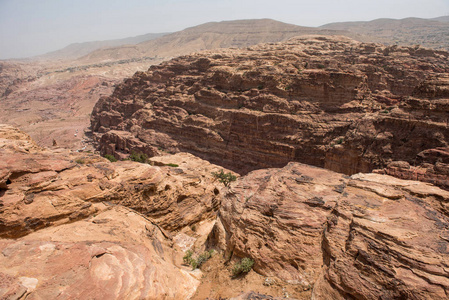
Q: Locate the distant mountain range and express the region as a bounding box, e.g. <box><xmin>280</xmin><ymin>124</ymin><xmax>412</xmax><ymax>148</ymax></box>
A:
<box><xmin>321</xmin><ymin>16</ymin><xmax>449</xmax><ymax>50</ymax></box>
<box><xmin>2</xmin><ymin>16</ymin><xmax>448</xmax><ymax>152</ymax></box>
<box><xmin>35</xmin><ymin>32</ymin><xmax>168</xmax><ymax>60</ymax></box>
<box><xmin>76</xmin><ymin>19</ymin><xmax>372</xmax><ymax>63</ymax></box>
<box><xmin>31</xmin><ymin>16</ymin><xmax>449</xmax><ymax>64</ymax></box>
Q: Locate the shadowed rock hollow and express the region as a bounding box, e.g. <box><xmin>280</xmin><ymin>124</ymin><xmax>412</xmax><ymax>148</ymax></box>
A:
<box><xmin>90</xmin><ymin>35</ymin><xmax>449</xmax><ymax>189</ymax></box>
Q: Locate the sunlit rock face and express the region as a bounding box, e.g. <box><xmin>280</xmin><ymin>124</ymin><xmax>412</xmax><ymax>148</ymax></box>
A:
<box><xmin>91</xmin><ymin>36</ymin><xmax>449</xmax><ymax>190</ymax></box>
<box><xmin>210</xmin><ymin>162</ymin><xmax>449</xmax><ymax>299</ymax></box>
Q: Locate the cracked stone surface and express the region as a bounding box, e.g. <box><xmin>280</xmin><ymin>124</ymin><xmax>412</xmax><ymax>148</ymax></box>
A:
<box><xmin>210</xmin><ymin>162</ymin><xmax>449</xmax><ymax>299</ymax></box>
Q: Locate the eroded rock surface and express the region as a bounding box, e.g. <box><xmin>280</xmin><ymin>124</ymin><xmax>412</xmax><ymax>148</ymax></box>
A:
<box><xmin>0</xmin><ymin>206</ymin><xmax>200</xmax><ymax>299</ymax></box>
<box><xmin>0</xmin><ymin>124</ymin><xmax>235</xmax><ymax>299</ymax></box>
<box><xmin>0</xmin><ymin>125</ymin><xmax>225</xmax><ymax>238</ymax></box>
<box><xmin>91</xmin><ymin>35</ymin><xmax>449</xmax><ymax>188</ymax></box>
<box><xmin>210</xmin><ymin>163</ymin><xmax>449</xmax><ymax>299</ymax></box>
<box><xmin>317</xmin><ymin>173</ymin><xmax>449</xmax><ymax>299</ymax></box>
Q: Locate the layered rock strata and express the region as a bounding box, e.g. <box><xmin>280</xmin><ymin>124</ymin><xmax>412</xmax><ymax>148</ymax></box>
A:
<box><xmin>210</xmin><ymin>163</ymin><xmax>449</xmax><ymax>299</ymax></box>
<box><xmin>3</xmin><ymin>124</ymin><xmax>449</xmax><ymax>299</ymax></box>
<box><xmin>91</xmin><ymin>35</ymin><xmax>449</xmax><ymax>188</ymax></box>
<box><xmin>0</xmin><ymin>125</ymin><xmax>225</xmax><ymax>238</ymax></box>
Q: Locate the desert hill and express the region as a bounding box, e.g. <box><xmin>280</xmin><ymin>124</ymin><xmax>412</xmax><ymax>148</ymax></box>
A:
<box><xmin>432</xmin><ymin>15</ymin><xmax>449</xmax><ymax>22</ymax></box>
<box><xmin>2</xmin><ymin>17</ymin><xmax>449</xmax><ymax>300</ymax></box>
<box><xmin>1</xmin><ymin>17</ymin><xmax>449</xmax><ymax>151</ymax></box>
<box><xmin>321</xmin><ymin>16</ymin><xmax>449</xmax><ymax>50</ymax></box>
<box><xmin>35</xmin><ymin>32</ymin><xmax>168</xmax><ymax>61</ymax></box>
<box><xmin>79</xmin><ymin>19</ymin><xmax>370</xmax><ymax>63</ymax></box>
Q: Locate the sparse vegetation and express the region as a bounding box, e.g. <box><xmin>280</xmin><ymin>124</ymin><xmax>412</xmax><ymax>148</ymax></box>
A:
<box><xmin>257</xmin><ymin>84</ymin><xmax>264</xmax><ymax>90</ymax></box>
<box><xmin>75</xmin><ymin>158</ymin><xmax>85</xmax><ymax>164</ymax></box>
<box><xmin>183</xmin><ymin>250</ymin><xmax>215</xmax><ymax>270</ymax></box>
<box><xmin>232</xmin><ymin>257</ymin><xmax>254</xmax><ymax>276</ymax></box>
<box><xmin>317</xmin><ymin>64</ymin><xmax>326</xmax><ymax>69</ymax></box>
<box><xmin>183</xmin><ymin>250</ymin><xmax>194</xmax><ymax>265</ymax></box>
<box><xmin>129</xmin><ymin>152</ymin><xmax>148</xmax><ymax>163</ymax></box>
<box><xmin>104</xmin><ymin>154</ymin><xmax>117</xmax><ymax>162</ymax></box>
<box><xmin>166</xmin><ymin>163</ymin><xmax>179</xmax><ymax>167</ymax></box>
<box><xmin>212</xmin><ymin>169</ymin><xmax>237</xmax><ymax>187</ymax></box>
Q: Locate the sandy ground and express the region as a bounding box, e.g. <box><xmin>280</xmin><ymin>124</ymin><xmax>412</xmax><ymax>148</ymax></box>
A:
<box><xmin>189</xmin><ymin>255</ymin><xmax>311</xmax><ymax>299</ymax></box>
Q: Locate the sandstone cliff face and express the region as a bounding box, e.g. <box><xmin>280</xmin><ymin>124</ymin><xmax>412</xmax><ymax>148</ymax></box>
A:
<box><xmin>90</xmin><ymin>35</ymin><xmax>449</xmax><ymax>189</ymax></box>
<box><xmin>210</xmin><ymin>163</ymin><xmax>449</xmax><ymax>299</ymax></box>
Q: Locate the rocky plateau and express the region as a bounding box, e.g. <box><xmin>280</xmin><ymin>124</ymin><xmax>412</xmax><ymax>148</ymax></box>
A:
<box><xmin>3</xmin><ymin>22</ymin><xmax>449</xmax><ymax>300</ymax></box>
<box><xmin>91</xmin><ymin>35</ymin><xmax>449</xmax><ymax>190</ymax></box>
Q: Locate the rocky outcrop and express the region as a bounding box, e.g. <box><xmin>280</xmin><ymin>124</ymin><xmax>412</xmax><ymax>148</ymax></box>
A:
<box><xmin>210</xmin><ymin>163</ymin><xmax>449</xmax><ymax>299</ymax></box>
<box><xmin>317</xmin><ymin>173</ymin><xmax>449</xmax><ymax>299</ymax></box>
<box><xmin>0</xmin><ymin>125</ymin><xmax>234</xmax><ymax>299</ymax></box>
<box><xmin>0</xmin><ymin>125</ymin><xmax>226</xmax><ymax>238</ymax></box>
<box><xmin>3</xmin><ymin>123</ymin><xmax>449</xmax><ymax>299</ymax></box>
<box><xmin>90</xmin><ymin>35</ymin><xmax>449</xmax><ymax>189</ymax></box>
<box><xmin>0</xmin><ymin>206</ymin><xmax>200</xmax><ymax>299</ymax></box>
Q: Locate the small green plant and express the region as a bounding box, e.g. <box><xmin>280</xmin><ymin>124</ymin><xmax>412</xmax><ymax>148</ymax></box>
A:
<box><xmin>197</xmin><ymin>252</ymin><xmax>210</xmax><ymax>267</ymax></box>
<box><xmin>190</xmin><ymin>224</ymin><xmax>197</xmax><ymax>232</ymax></box>
<box><xmin>104</xmin><ymin>154</ymin><xmax>117</xmax><ymax>162</ymax></box>
<box><xmin>336</xmin><ymin>138</ymin><xmax>344</xmax><ymax>144</ymax></box>
<box><xmin>232</xmin><ymin>257</ymin><xmax>254</xmax><ymax>276</ymax></box>
<box><xmin>129</xmin><ymin>152</ymin><xmax>148</xmax><ymax>163</ymax></box>
<box><xmin>317</xmin><ymin>64</ymin><xmax>325</xmax><ymax>69</ymax></box>
<box><xmin>257</xmin><ymin>84</ymin><xmax>263</xmax><ymax>90</ymax></box>
<box><xmin>183</xmin><ymin>250</ymin><xmax>194</xmax><ymax>265</ymax></box>
<box><xmin>75</xmin><ymin>158</ymin><xmax>85</xmax><ymax>164</ymax></box>
<box><xmin>183</xmin><ymin>250</ymin><xmax>215</xmax><ymax>270</ymax></box>
<box><xmin>190</xmin><ymin>259</ymin><xmax>198</xmax><ymax>269</ymax></box>
<box><xmin>166</xmin><ymin>163</ymin><xmax>179</xmax><ymax>167</ymax></box>
<box><xmin>212</xmin><ymin>169</ymin><xmax>237</xmax><ymax>187</ymax></box>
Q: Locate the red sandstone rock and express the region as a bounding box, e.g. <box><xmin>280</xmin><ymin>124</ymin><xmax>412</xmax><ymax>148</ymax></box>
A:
<box><xmin>209</xmin><ymin>163</ymin><xmax>449</xmax><ymax>299</ymax></box>
<box><xmin>0</xmin><ymin>206</ymin><xmax>200</xmax><ymax>299</ymax></box>
<box><xmin>0</xmin><ymin>124</ymin><xmax>232</xmax><ymax>299</ymax></box>
<box><xmin>0</xmin><ymin>125</ymin><xmax>225</xmax><ymax>237</ymax></box>
<box><xmin>90</xmin><ymin>36</ymin><xmax>449</xmax><ymax>189</ymax></box>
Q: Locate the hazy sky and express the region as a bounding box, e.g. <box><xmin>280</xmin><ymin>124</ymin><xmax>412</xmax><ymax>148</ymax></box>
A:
<box><xmin>1</xmin><ymin>0</ymin><xmax>448</xmax><ymax>59</ymax></box>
